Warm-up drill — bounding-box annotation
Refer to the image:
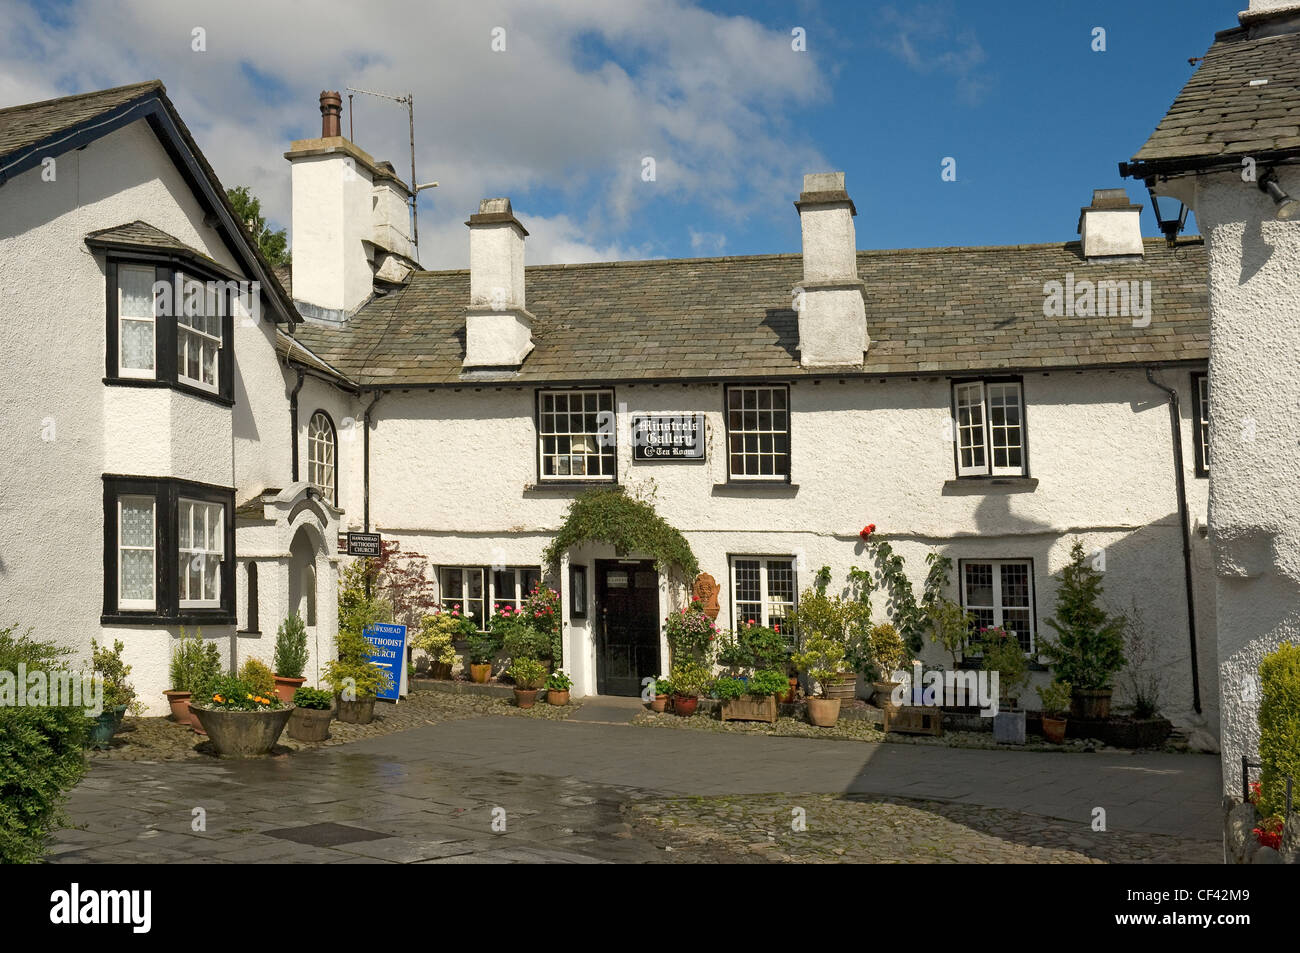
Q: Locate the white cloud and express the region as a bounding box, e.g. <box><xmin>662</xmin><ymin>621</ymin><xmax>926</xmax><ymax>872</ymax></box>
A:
<box><xmin>0</xmin><ymin>0</ymin><xmax>829</xmax><ymax>267</ymax></box>
<box><xmin>876</xmin><ymin>3</ymin><xmax>991</xmax><ymax>105</ymax></box>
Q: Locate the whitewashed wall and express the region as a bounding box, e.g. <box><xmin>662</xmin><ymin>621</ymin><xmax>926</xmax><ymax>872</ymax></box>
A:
<box><xmin>0</xmin><ymin>119</ymin><xmax>244</xmax><ymax>714</ymax></box>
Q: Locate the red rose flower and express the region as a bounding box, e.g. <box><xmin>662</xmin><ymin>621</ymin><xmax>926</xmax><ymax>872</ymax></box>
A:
<box><xmin>859</xmin><ymin>524</ymin><xmax>876</xmax><ymax>540</ymax></box>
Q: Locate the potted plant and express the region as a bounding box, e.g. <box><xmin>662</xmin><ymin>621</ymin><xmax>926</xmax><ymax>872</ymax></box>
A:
<box><xmin>508</xmin><ymin>657</ymin><xmax>547</xmax><ymax>708</ymax></box>
<box><xmin>467</xmin><ymin>629</ymin><xmax>503</xmax><ymax>683</ymax></box>
<box><xmin>981</xmin><ymin>627</ymin><xmax>1029</xmax><ymax>744</ymax></box>
<box><xmin>717</xmin><ymin>669</ymin><xmax>785</xmax><ymax>723</ymax></box>
<box><xmin>868</xmin><ymin>622</ymin><xmax>908</xmax><ymax>708</ymax></box>
<box><xmin>668</xmin><ymin>660</ymin><xmax>712</xmax><ymax>716</ymax></box>
<box><xmin>323</xmin><ymin>627</ymin><xmax>394</xmax><ymax>725</ymax></box>
<box><xmin>666</xmin><ymin>600</ymin><xmax>719</xmax><ymax>666</ymax></box>
<box><xmin>1037</xmin><ymin>679</ymin><xmax>1072</xmax><ymax>743</ymax></box>
<box><xmin>88</xmin><ymin>638</ymin><xmax>140</xmax><ymax>747</ymax></box>
<box><xmin>239</xmin><ymin>658</ymin><xmax>277</xmax><ymax>699</ymax></box>
<box><xmin>190</xmin><ymin>673</ymin><xmax>292</xmax><ymax>756</ymax></box>
<box><xmin>272</xmin><ymin>613</ymin><xmax>309</xmax><ymax>703</ymax></box>
<box><xmin>649</xmin><ymin>674</ymin><xmax>672</xmax><ymax>713</ymax></box>
<box><xmin>287</xmin><ymin>686</ymin><xmax>334</xmax><ymax>742</ymax></box>
<box><xmin>165</xmin><ymin>628</ymin><xmax>221</xmax><ymax>732</ymax></box>
<box><xmin>792</xmin><ymin>635</ymin><xmax>848</xmax><ymax>727</ymax></box>
<box><xmin>412</xmin><ymin>611</ymin><xmax>464</xmax><ymax>680</ymax></box>
<box><xmin>789</xmin><ymin>588</ymin><xmax>859</xmax><ymax>701</ymax></box>
<box><xmin>1037</xmin><ymin>541</ymin><xmax>1126</xmax><ymax>719</ymax></box>
<box><xmin>545</xmin><ymin>669</ymin><xmax>573</xmax><ymax>706</ymax></box>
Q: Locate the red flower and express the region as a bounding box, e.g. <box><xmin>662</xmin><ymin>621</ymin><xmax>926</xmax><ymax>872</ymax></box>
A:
<box><xmin>859</xmin><ymin>523</ymin><xmax>876</xmax><ymax>541</ymax></box>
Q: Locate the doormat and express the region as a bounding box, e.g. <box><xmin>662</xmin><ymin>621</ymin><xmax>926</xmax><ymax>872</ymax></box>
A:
<box><xmin>263</xmin><ymin>822</ymin><xmax>392</xmax><ymax>847</ymax></box>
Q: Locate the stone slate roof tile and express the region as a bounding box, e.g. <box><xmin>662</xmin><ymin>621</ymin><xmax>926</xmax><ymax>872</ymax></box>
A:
<box><xmin>0</xmin><ymin>80</ymin><xmax>161</xmax><ymax>162</ymax></box>
<box><xmin>1131</xmin><ymin>26</ymin><xmax>1300</xmax><ymax>167</ymax></box>
<box><xmin>292</xmin><ymin>238</ymin><xmax>1208</xmax><ymax>387</ymax></box>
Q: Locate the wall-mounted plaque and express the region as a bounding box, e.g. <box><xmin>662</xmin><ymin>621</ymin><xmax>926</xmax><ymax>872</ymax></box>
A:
<box><xmin>631</xmin><ymin>414</ymin><xmax>705</xmax><ymax>461</ymax></box>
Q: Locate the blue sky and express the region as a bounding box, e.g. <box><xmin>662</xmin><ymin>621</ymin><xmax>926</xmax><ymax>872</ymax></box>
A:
<box><xmin>1</xmin><ymin>0</ymin><xmax>1238</xmax><ymax>265</ymax></box>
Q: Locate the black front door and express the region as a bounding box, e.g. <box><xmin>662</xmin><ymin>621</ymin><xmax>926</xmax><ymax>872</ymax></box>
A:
<box><xmin>596</xmin><ymin>560</ymin><xmax>660</xmax><ymax>696</ymax></box>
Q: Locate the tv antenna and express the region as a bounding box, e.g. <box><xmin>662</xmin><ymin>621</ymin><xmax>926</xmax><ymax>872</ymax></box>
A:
<box><xmin>345</xmin><ymin>86</ymin><xmax>438</xmax><ymax>262</ymax></box>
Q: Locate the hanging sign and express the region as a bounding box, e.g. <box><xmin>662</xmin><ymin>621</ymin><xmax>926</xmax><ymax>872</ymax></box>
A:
<box><xmin>346</xmin><ymin>532</ymin><xmax>382</xmax><ymax>556</ymax></box>
<box><xmin>631</xmin><ymin>414</ymin><xmax>705</xmax><ymax>461</ymax></box>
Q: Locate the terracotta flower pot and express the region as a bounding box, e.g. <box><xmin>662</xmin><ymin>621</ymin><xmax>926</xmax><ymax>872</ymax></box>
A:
<box><xmin>673</xmin><ymin>694</ymin><xmax>699</xmax><ymax>717</ymax></box>
<box><xmin>514</xmin><ymin>688</ymin><xmax>539</xmax><ymax>709</ymax></box>
<box><xmin>288</xmin><ymin>705</ymin><xmax>333</xmax><ymax>742</ymax></box>
<box><xmin>273</xmin><ymin>675</ymin><xmax>306</xmax><ymax>705</ymax></box>
<box><xmin>336</xmin><ymin>696</ymin><xmax>377</xmax><ymax>724</ymax></box>
<box><xmin>470</xmin><ymin>663</ymin><xmax>492</xmax><ymax>684</ymax></box>
<box><xmin>191</xmin><ymin>705</ymin><xmax>293</xmax><ymax>757</ymax></box>
<box><xmin>1041</xmin><ymin>715</ymin><xmax>1067</xmax><ymax>744</ymax></box>
<box><xmin>650</xmin><ymin>694</ymin><xmax>668</xmax><ymax>713</ymax></box>
<box><xmin>164</xmin><ymin>689</ymin><xmax>192</xmax><ymax>723</ymax></box>
<box><xmin>547</xmin><ymin>689</ymin><xmax>570</xmax><ymax>706</ymax></box>
<box><xmin>806</xmin><ymin>696</ymin><xmax>841</xmax><ymax>727</ymax></box>
<box><xmin>783</xmin><ymin>677</ymin><xmax>799</xmax><ymax>704</ymax></box>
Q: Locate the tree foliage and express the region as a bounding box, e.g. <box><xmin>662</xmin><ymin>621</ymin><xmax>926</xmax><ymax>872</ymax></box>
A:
<box><xmin>1037</xmin><ymin>540</ymin><xmax>1126</xmax><ymax>690</ymax></box>
<box><xmin>543</xmin><ymin>487</ymin><xmax>698</xmax><ymax>579</ymax></box>
<box><xmin>227</xmin><ymin>185</ymin><xmax>291</xmax><ymax>268</ymax></box>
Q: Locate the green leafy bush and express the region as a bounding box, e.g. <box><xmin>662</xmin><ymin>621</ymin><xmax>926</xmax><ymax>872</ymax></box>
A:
<box><xmin>545</xmin><ymin>669</ymin><xmax>573</xmax><ymax>692</ymax></box>
<box><xmin>467</xmin><ymin>629</ymin><xmax>503</xmax><ymax>666</ymax></box>
<box><xmin>713</xmin><ymin>676</ymin><xmax>747</xmax><ymax>702</ymax></box>
<box><xmin>170</xmin><ymin>628</ymin><xmax>222</xmax><ymax>695</ymax></box>
<box><xmin>238</xmin><ymin>658</ymin><xmax>276</xmax><ymax>699</ymax></box>
<box><xmin>493</xmin><ymin>606</ymin><xmax>552</xmax><ymax>662</ymax></box>
<box><xmin>980</xmin><ymin>627</ymin><xmax>1029</xmax><ymax>702</ymax></box>
<box><xmin>791</xmin><ymin>636</ymin><xmax>848</xmax><ymax>697</ymax></box>
<box><xmin>273</xmin><ymin>613</ymin><xmax>309</xmax><ymax>679</ymax></box>
<box><xmin>292</xmin><ymin>686</ymin><xmax>333</xmax><ymax>710</ymax></box>
<box><xmin>1036</xmin><ymin>680</ymin><xmax>1072</xmax><ymax>717</ymax></box>
<box><xmin>543</xmin><ymin>487</ymin><xmax>698</xmax><ymax>579</ymax></box>
<box><xmin>665</xmin><ymin>601</ymin><xmax>717</xmax><ymax>665</ymax></box>
<box><xmin>747</xmin><ymin>669</ymin><xmax>789</xmax><ymax>697</ymax></box>
<box><xmin>326</xmin><ymin>562</ymin><xmax>395</xmax><ymax>699</ymax></box>
<box><xmin>0</xmin><ymin>626</ymin><xmax>87</xmax><ymax>864</ymax></box>
<box><xmin>668</xmin><ymin>660</ymin><xmax>713</xmax><ymax>698</ymax></box>
<box><xmin>652</xmin><ymin>674</ymin><xmax>672</xmax><ymax>696</ymax></box>
<box><xmin>507</xmin><ymin>657</ymin><xmax>547</xmax><ymax>691</ymax></box>
<box><xmin>411</xmin><ymin>613</ymin><xmax>464</xmax><ymax>667</ymax></box>
<box><xmin>739</xmin><ymin>623</ymin><xmax>789</xmax><ymax>671</ymax></box>
<box><xmin>90</xmin><ymin>637</ymin><xmax>139</xmax><ymax>715</ymax></box>
<box><xmin>868</xmin><ymin>623</ymin><xmax>908</xmax><ymax>682</ymax></box>
<box><xmin>1258</xmin><ymin>641</ymin><xmax>1300</xmax><ymax>819</ymax></box>
<box><xmin>1037</xmin><ymin>541</ymin><xmax>1126</xmax><ymax>690</ymax></box>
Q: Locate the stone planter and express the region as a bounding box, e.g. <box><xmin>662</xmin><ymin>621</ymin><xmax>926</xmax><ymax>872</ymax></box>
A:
<box><xmin>273</xmin><ymin>675</ymin><xmax>306</xmax><ymax>705</ymax></box>
<box><xmin>992</xmin><ymin>709</ymin><xmax>1027</xmax><ymax>745</ymax></box>
<box><xmin>164</xmin><ymin>690</ymin><xmax>192</xmax><ymax>723</ymax></box>
<box><xmin>336</xmin><ymin>696</ymin><xmax>377</xmax><ymax>725</ymax></box>
<box><xmin>191</xmin><ymin>705</ymin><xmax>293</xmax><ymax>757</ymax></box>
<box><xmin>547</xmin><ymin>689</ymin><xmax>570</xmax><ymax>706</ymax></box>
<box><xmin>514</xmin><ymin>688</ymin><xmax>539</xmax><ymax>709</ymax></box>
<box><xmin>824</xmin><ymin>673</ymin><xmax>857</xmax><ymax>702</ymax></box>
<box><xmin>287</xmin><ymin>705</ymin><xmax>333</xmax><ymax>742</ymax></box>
<box><xmin>872</xmin><ymin>680</ymin><xmax>901</xmax><ymax>708</ymax></box>
<box><xmin>649</xmin><ymin>694</ymin><xmax>668</xmax><ymax>713</ymax></box>
<box><xmin>469</xmin><ymin>663</ymin><xmax>492</xmax><ymax>684</ymax></box>
<box><xmin>807</xmin><ymin>696</ymin><xmax>841</xmax><ymax>727</ymax></box>
<box><xmin>673</xmin><ymin>694</ymin><xmax>699</xmax><ymax>717</ymax></box>
<box><xmin>721</xmin><ymin>694</ymin><xmax>778</xmax><ymax>724</ymax></box>
<box><xmin>1041</xmin><ymin>715</ymin><xmax>1067</xmax><ymax>744</ymax></box>
<box><xmin>1070</xmin><ymin>687</ymin><xmax>1112</xmax><ymax>719</ymax></box>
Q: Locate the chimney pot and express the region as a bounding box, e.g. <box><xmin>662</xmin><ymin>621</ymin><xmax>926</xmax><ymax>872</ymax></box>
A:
<box><xmin>319</xmin><ymin>91</ymin><xmax>342</xmax><ymax>138</ymax></box>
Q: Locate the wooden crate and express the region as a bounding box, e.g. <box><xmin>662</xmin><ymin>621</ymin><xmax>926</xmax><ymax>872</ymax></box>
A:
<box><xmin>720</xmin><ymin>694</ymin><xmax>778</xmax><ymax>724</ymax></box>
<box><xmin>883</xmin><ymin>705</ymin><xmax>943</xmax><ymax>736</ymax></box>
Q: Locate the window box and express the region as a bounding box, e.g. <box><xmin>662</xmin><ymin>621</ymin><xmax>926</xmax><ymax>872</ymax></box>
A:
<box><xmin>102</xmin><ymin>475</ymin><xmax>235</xmax><ymax>624</ymax></box>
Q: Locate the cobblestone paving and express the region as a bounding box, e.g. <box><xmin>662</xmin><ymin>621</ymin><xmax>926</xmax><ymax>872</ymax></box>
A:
<box><xmin>93</xmin><ymin>688</ymin><xmax>578</xmax><ymax>763</ymax></box>
<box><xmin>629</xmin><ymin>708</ymin><xmax>1186</xmax><ymax>754</ymax></box>
<box><xmin>629</xmin><ymin>793</ymin><xmax>1221</xmax><ymax>864</ymax></box>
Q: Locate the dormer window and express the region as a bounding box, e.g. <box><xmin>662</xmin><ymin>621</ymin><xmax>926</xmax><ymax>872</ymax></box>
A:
<box><xmin>103</xmin><ymin>258</ymin><xmax>235</xmax><ymax>404</ymax></box>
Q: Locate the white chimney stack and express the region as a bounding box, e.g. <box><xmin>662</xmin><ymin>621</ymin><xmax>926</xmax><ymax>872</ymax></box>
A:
<box><xmin>1077</xmin><ymin>189</ymin><xmax>1144</xmax><ymax>259</ymax></box>
<box><xmin>463</xmin><ymin>197</ymin><xmax>534</xmax><ymax>369</ymax></box>
<box><xmin>794</xmin><ymin>172</ymin><xmax>868</xmax><ymax>367</ymax></box>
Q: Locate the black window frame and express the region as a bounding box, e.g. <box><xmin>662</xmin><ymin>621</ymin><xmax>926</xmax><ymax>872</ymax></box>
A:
<box><xmin>104</xmin><ymin>254</ymin><xmax>236</xmax><ymax>406</ymax></box>
<box><xmin>534</xmin><ymin>387</ymin><xmax>619</xmax><ymax>485</ymax></box>
<box><xmin>949</xmin><ymin>375</ymin><xmax>1030</xmax><ymax>479</ymax></box>
<box><xmin>723</xmin><ymin>383</ymin><xmax>793</xmax><ymax>484</ymax></box>
<box><xmin>1191</xmin><ymin>371</ymin><xmax>1209</xmax><ymax>479</ymax></box>
<box><xmin>102</xmin><ymin>474</ymin><xmax>236</xmax><ymax>625</ymax></box>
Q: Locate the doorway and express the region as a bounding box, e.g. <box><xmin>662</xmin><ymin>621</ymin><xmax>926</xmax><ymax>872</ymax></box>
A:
<box><xmin>595</xmin><ymin>559</ymin><xmax>660</xmax><ymax>696</ymax></box>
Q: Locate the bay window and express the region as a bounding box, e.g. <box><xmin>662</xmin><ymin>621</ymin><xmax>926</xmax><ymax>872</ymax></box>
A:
<box><xmin>102</xmin><ymin>476</ymin><xmax>235</xmax><ymax>624</ymax></box>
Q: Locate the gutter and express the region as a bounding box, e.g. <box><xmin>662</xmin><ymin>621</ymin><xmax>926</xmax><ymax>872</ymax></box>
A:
<box><xmin>289</xmin><ymin>368</ymin><xmax>305</xmax><ymax>482</ymax></box>
<box><xmin>362</xmin><ymin>390</ymin><xmax>384</xmax><ymax>533</ymax></box>
<box><xmin>1145</xmin><ymin>367</ymin><xmax>1202</xmax><ymax>715</ymax></box>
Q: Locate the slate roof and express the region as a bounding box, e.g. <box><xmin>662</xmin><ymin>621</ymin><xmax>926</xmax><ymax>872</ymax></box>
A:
<box><xmin>0</xmin><ymin>80</ymin><xmax>161</xmax><ymax>165</ymax></box>
<box><xmin>0</xmin><ymin>80</ymin><xmax>297</xmax><ymax>324</ymax></box>
<box><xmin>84</xmin><ymin>220</ymin><xmax>239</xmax><ymax>276</ymax></box>
<box><xmin>276</xmin><ymin>330</ymin><xmax>355</xmax><ymax>386</ymax></box>
<box><xmin>291</xmin><ymin>237</ymin><xmax>1208</xmax><ymax>388</ymax></box>
<box><xmin>1128</xmin><ymin>25</ymin><xmax>1300</xmax><ymax>172</ymax></box>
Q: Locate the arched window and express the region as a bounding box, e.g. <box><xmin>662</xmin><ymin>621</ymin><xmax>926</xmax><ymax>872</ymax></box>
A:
<box><xmin>307</xmin><ymin>411</ymin><xmax>337</xmax><ymax>504</ymax></box>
